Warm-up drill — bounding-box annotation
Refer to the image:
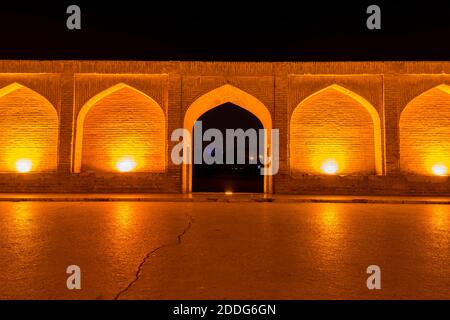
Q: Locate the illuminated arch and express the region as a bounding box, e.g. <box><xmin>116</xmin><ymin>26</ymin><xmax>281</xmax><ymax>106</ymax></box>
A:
<box><xmin>74</xmin><ymin>83</ymin><xmax>166</xmax><ymax>173</ymax></box>
<box><xmin>0</xmin><ymin>83</ymin><xmax>58</xmax><ymax>173</ymax></box>
<box><xmin>290</xmin><ymin>84</ymin><xmax>383</xmax><ymax>175</ymax></box>
<box><xmin>400</xmin><ymin>84</ymin><xmax>450</xmax><ymax>175</ymax></box>
<box><xmin>183</xmin><ymin>84</ymin><xmax>273</xmax><ymax>193</ymax></box>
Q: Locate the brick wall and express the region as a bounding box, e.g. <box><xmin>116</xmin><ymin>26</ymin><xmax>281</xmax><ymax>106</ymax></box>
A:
<box><xmin>0</xmin><ymin>84</ymin><xmax>58</xmax><ymax>173</ymax></box>
<box><xmin>290</xmin><ymin>85</ymin><xmax>376</xmax><ymax>175</ymax></box>
<box><xmin>81</xmin><ymin>85</ymin><xmax>166</xmax><ymax>173</ymax></box>
<box><xmin>400</xmin><ymin>85</ymin><xmax>450</xmax><ymax>175</ymax></box>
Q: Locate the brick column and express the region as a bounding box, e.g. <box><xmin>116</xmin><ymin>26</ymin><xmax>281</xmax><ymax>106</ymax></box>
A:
<box><xmin>275</xmin><ymin>78</ymin><xmax>288</xmax><ymax>171</ymax></box>
<box><xmin>273</xmin><ymin>66</ymin><xmax>289</xmax><ymax>193</ymax></box>
<box><xmin>58</xmin><ymin>68</ymin><xmax>75</xmax><ymax>173</ymax></box>
<box><xmin>383</xmin><ymin>75</ymin><xmax>401</xmax><ymax>175</ymax></box>
<box><xmin>167</xmin><ymin>73</ymin><xmax>183</xmax><ymax>192</ymax></box>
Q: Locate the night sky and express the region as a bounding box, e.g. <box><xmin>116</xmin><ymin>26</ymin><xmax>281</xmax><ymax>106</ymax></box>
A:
<box><xmin>0</xmin><ymin>1</ymin><xmax>449</xmax><ymax>61</ymax></box>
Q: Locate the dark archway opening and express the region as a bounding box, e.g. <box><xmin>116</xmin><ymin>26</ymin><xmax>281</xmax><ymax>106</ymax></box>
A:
<box><xmin>192</xmin><ymin>103</ymin><xmax>264</xmax><ymax>193</ymax></box>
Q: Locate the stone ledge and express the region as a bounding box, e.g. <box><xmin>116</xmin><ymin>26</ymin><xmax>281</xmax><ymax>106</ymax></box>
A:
<box><xmin>1</xmin><ymin>193</ymin><xmax>450</xmax><ymax>205</ymax></box>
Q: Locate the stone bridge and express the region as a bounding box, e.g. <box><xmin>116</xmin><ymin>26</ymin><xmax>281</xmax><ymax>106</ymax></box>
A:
<box><xmin>0</xmin><ymin>60</ymin><xmax>449</xmax><ymax>195</ymax></box>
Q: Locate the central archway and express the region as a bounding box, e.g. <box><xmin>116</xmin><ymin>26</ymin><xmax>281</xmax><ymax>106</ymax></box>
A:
<box><xmin>192</xmin><ymin>103</ymin><xmax>264</xmax><ymax>192</ymax></box>
<box><xmin>183</xmin><ymin>84</ymin><xmax>273</xmax><ymax>193</ymax></box>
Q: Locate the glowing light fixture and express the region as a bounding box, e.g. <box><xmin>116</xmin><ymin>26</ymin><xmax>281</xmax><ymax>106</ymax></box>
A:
<box><xmin>225</xmin><ymin>191</ymin><xmax>233</xmax><ymax>195</ymax></box>
<box><xmin>321</xmin><ymin>159</ymin><xmax>338</xmax><ymax>175</ymax></box>
<box><xmin>15</xmin><ymin>159</ymin><xmax>32</xmax><ymax>173</ymax></box>
<box><xmin>432</xmin><ymin>164</ymin><xmax>448</xmax><ymax>176</ymax></box>
<box><xmin>116</xmin><ymin>157</ymin><xmax>136</xmax><ymax>172</ymax></box>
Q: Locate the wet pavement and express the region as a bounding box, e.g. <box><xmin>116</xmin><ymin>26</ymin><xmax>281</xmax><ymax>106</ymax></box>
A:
<box><xmin>0</xmin><ymin>201</ymin><xmax>449</xmax><ymax>299</ymax></box>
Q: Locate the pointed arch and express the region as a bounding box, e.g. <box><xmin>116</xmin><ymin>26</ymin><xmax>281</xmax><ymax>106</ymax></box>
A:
<box><xmin>400</xmin><ymin>84</ymin><xmax>450</xmax><ymax>175</ymax></box>
<box><xmin>182</xmin><ymin>84</ymin><xmax>273</xmax><ymax>193</ymax></box>
<box><xmin>290</xmin><ymin>84</ymin><xmax>382</xmax><ymax>175</ymax></box>
<box><xmin>183</xmin><ymin>84</ymin><xmax>272</xmax><ymax>132</ymax></box>
<box><xmin>0</xmin><ymin>82</ymin><xmax>58</xmax><ymax>172</ymax></box>
<box><xmin>74</xmin><ymin>83</ymin><xmax>166</xmax><ymax>173</ymax></box>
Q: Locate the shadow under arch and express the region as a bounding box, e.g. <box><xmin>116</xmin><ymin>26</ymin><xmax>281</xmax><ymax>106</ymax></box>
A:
<box><xmin>290</xmin><ymin>84</ymin><xmax>383</xmax><ymax>175</ymax></box>
<box><xmin>0</xmin><ymin>82</ymin><xmax>58</xmax><ymax>172</ymax></box>
<box><xmin>183</xmin><ymin>84</ymin><xmax>273</xmax><ymax>193</ymax></box>
<box><xmin>399</xmin><ymin>84</ymin><xmax>450</xmax><ymax>175</ymax></box>
<box><xmin>73</xmin><ymin>83</ymin><xmax>165</xmax><ymax>173</ymax></box>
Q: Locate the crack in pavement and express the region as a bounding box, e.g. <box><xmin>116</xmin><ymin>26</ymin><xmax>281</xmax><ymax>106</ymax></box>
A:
<box><xmin>113</xmin><ymin>212</ymin><xmax>193</xmax><ymax>300</ymax></box>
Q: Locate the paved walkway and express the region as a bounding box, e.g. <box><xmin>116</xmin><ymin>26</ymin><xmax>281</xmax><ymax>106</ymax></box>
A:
<box><xmin>0</xmin><ymin>201</ymin><xmax>449</xmax><ymax>299</ymax></box>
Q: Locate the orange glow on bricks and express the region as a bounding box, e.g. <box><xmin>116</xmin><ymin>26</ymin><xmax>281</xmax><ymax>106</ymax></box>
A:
<box><xmin>116</xmin><ymin>157</ymin><xmax>137</xmax><ymax>172</ymax></box>
<box><xmin>0</xmin><ymin>83</ymin><xmax>58</xmax><ymax>173</ymax></box>
<box><xmin>75</xmin><ymin>83</ymin><xmax>166</xmax><ymax>173</ymax></box>
<box><xmin>15</xmin><ymin>159</ymin><xmax>32</xmax><ymax>173</ymax></box>
<box><xmin>432</xmin><ymin>164</ymin><xmax>448</xmax><ymax>176</ymax></box>
<box><xmin>400</xmin><ymin>85</ymin><xmax>450</xmax><ymax>175</ymax></box>
<box><xmin>321</xmin><ymin>159</ymin><xmax>339</xmax><ymax>175</ymax></box>
<box><xmin>290</xmin><ymin>84</ymin><xmax>382</xmax><ymax>176</ymax></box>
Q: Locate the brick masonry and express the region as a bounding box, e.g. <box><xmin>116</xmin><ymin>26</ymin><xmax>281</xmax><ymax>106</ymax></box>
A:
<box><xmin>0</xmin><ymin>60</ymin><xmax>449</xmax><ymax>195</ymax></box>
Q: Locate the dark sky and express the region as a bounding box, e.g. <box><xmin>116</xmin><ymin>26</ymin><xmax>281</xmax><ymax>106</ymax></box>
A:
<box><xmin>0</xmin><ymin>1</ymin><xmax>449</xmax><ymax>60</ymax></box>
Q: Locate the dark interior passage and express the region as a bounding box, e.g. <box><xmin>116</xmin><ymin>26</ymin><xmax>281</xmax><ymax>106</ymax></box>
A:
<box><xmin>192</xmin><ymin>103</ymin><xmax>264</xmax><ymax>193</ymax></box>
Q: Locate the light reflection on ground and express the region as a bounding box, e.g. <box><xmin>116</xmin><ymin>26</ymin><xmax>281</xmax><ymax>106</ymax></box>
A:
<box><xmin>0</xmin><ymin>201</ymin><xmax>449</xmax><ymax>299</ymax></box>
